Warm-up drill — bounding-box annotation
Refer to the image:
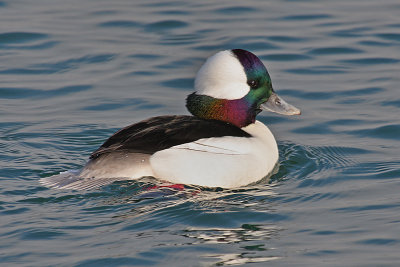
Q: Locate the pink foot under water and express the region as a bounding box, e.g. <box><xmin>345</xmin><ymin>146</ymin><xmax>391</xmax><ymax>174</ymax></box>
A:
<box><xmin>145</xmin><ymin>184</ymin><xmax>185</xmax><ymax>191</ymax></box>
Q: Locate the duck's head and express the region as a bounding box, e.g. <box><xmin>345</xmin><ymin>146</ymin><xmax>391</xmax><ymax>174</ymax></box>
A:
<box><xmin>186</xmin><ymin>49</ymin><xmax>300</xmax><ymax>128</ymax></box>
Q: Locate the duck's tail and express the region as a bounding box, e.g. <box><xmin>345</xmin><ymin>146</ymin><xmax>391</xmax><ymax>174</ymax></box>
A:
<box><xmin>39</xmin><ymin>170</ymin><xmax>125</xmax><ymax>190</ymax></box>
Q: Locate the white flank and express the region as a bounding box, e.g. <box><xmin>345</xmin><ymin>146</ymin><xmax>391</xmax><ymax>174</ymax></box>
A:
<box><xmin>149</xmin><ymin>121</ymin><xmax>278</xmax><ymax>188</ymax></box>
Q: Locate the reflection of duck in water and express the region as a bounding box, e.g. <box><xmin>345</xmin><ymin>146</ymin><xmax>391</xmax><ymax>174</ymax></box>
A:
<box><xmin>40</xmin><ymin>49</ymin><xmax>300</xmax><ymax>190</ymax></box>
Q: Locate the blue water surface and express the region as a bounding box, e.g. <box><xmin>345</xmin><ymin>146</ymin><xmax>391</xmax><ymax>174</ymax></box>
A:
<box><xmin>1</xmin><ymin>0</ymin><xmax>400</xmax><ymax>266</ymax></box>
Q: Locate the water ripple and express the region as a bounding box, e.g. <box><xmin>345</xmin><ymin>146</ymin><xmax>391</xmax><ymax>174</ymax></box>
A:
<box><xmin>383</xmin><ymin>99</ymin><xmax>400</xmax><ymax>108</ymax></box>
<box><xmin>215</xmin><ymin>6</ymin><xmax>257</xmax><ymax>14</ymax></box>
<box><xmin>376</xmin><ymin>33</ymin><xmax>400</xmax><ymax>42</ymax></box>
<box><xmin>0</xmin><ymin>40</ymin><xmax>58</xmax><ymax>50</ymax></box>
<box><xmin>161</xmin><ymin>78</ymin><xmax>193</xmax><ymax>90</ymax></box>
<box><xmin>75</xmin><ymin>257</ymin><xmax>155</xmax><ymax>266</ymax></box>
<box><xmin>349</xmin><ymin>124</ymin><xmax>400</xmax><ymax>140</ymax></box>
<box><xmin>286</xmin><ymin>65</ymin><xmax>346</xmax><ymax>75</ymax></box>
<box><xmin>0</xmin><ymin>54</ymin><xmax>115</xmax><ymax>74</ymax></box>
<box><xmin>308</xmin><ymin>47</ymin><xmax>364</xmax><ymax>55</ymax></box>
<box><xmin>20</xmin><ymin>229</ymin><xmax>66</xmax><ymax>240</ymax></box>
<box><xmin>267</xmin><ymin>35</ymin><xmax>307</xmax><ymax>43</ymax></box>
<box><xmin>160</xmin><ymin>34</ymin><xmax>201</xmax><ymax>45</ymax></box>
<box><xmin>358</xmin><ymin>40</ymin><xmax>393</xmax><ymax>47</ymax></box>
<box><xmin>0</xmin><ymin>32</ymin><xmax>48</xmax><ymax>44</ymax></box>
<box><xmin>330</xmin><ymin>26</ymin><xmax>370</xmax><ymax>37</ymax></box>
<box><xmin>0</xmin><ymin>85</ymin><xmax>92</xmax><ymax>99</ymax></box>
<box><xmin>262</xmin><ymin>53</ymin><xmax>311</xmax><ymax>61</ymax></box>
<box><xmin>340</xmin><ymin>57</ymin><xmax>399</xmax><ymax>65</ymax></box>
<box><xmin>283</xmin><ymin>14</ymin><xmax>333</xmax><ymax>21</ymax></box>
<box><xmin>97</xmin><ymin>20</ymin><xmax>141</xmax><ymax>28</ymax></box>
<box><xmin>276</xmin><ymin>143</ymin><xmax>366</xmax><ymax>187</ymax></box>
<box><xmin>145</xmin><ymin>20</ymin><xmax>188</xmax><ymax>32</ymax></box>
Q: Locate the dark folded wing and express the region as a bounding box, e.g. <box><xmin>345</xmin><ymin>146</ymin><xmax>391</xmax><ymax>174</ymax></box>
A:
<box><xmin>90</xmin><ymin>115</ymin><xmax>251</xmax><ymax>159</ymax></box>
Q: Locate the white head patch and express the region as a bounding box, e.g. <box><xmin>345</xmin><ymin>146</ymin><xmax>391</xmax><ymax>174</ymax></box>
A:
<box><xmin>194</xmin><ymin>50</ymin><xmax>249</xmax><ymax>100</ymax></box>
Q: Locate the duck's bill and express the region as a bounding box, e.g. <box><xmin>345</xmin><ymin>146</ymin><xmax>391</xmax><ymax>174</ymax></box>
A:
<box><xmin>260</xmin><ymin>92</ymin><xmax>301</xmax><ymax>115</ymax></box>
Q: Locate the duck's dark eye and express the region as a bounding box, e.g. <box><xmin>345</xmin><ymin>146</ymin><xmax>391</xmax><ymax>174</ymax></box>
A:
<box><xmin>248</xmin><ymin>80</ymin><xmax>258</xmax><ymax>89</ymax></box>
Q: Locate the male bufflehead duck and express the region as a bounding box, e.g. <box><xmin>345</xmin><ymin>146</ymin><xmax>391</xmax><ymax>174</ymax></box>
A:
<box><xmin>40</xmin><ymin>49</ymin><xmax>300</xmax><ymax>190</ymax></box>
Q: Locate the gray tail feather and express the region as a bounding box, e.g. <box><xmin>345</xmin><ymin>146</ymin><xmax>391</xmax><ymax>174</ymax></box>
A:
<box><xmin>39</xmin><ymin>171</ymin><xmax>127</xmax><ymax>190</ymax></box>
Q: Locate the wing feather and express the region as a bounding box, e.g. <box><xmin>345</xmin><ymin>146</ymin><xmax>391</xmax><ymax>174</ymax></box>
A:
<box><xmin>90</xmin><ymin>115</ymin><xmax>251</xmax><ymax>159</ymax></box>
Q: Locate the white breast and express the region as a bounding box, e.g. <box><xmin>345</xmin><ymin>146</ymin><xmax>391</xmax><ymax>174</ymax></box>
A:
<box><xmin>149</xmin><ymin>121</ymin><xmax>278</xmax><ymax>188</ymax></box>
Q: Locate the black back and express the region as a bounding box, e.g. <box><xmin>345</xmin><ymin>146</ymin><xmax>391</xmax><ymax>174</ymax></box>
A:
<box><xmin>90</xmin><ymin>115</ymin><xmax>251</xmax><ymax>159</ymax></box>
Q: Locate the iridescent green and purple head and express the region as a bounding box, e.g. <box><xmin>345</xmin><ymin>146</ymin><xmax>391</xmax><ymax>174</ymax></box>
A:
<box><xmin>186</xmin><ymin>49</ymin><xmax>300</xmax><ymax>128</ymax></box>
